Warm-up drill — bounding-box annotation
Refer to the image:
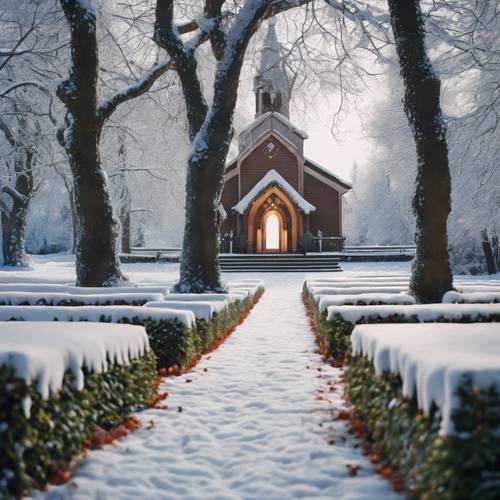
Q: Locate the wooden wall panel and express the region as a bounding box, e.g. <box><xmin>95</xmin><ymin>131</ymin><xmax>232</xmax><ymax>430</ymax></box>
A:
<box><xmin>240</xmin><ymin>137</ymin><xmax>299</xmax><ymax>197</ymax></box>
<box><xmin>303</xmin><ymin>172</ymin><xmax>341</xmax><ymax>236</ymax></box>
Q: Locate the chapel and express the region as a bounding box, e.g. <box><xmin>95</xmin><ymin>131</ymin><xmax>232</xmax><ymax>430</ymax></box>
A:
<box><xmin>220</xmin><ymin>19</ymin><xmax>351</xmax><ymax>254</ymax></box>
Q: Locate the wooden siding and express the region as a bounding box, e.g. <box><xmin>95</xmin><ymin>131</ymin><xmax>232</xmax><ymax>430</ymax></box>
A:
<box><xmin>240</xmin><ymin>136</ymin><xmax>300</xmax><ymax>197</ymax></box>
<box><xmin>303</xmin><ymin>171</ymin><xmax>340</xmax><ymax>236</ymax></box>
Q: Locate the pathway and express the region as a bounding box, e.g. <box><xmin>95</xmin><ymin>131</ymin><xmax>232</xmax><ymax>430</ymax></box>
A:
<box><xmin>42</xmin><ymin>274</ymin><xmax>400</xmax><ymax>500</ymax></box>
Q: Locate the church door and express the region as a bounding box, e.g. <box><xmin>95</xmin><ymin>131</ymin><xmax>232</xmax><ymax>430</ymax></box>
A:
<box><xmin>264</xmin><ymin>212</ymin><xmax>281</xmax><ymax>252</ymax></box>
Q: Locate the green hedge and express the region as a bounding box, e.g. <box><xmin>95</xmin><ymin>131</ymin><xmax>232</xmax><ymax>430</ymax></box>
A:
<box><xmin>0</xmin><ymin>350</ymin><xmax>157</xmax><ymax>497</ymax></box>
<box><xmin>4</xmin><ymin>289</ymin><xmax>263</xmax><ymax>371</ymax></box>
<box><xmin>346</xmin><ymin>356</ymin><xmax>500</xmax><ymax>499</ymax></box>
<box><xmin>303</xmin><ymin>285</ymin><xmax>500</xmax><ymax>360</ymax></box>
<box><xmin>0</xmin><ymin>297</ymin><xmax>152</xmax><ymax>307</ymax></box>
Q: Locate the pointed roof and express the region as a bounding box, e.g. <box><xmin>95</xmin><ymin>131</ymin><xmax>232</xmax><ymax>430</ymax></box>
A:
<box><xmin>233</xmin><ymin>169</ymin><xmax>316</xmax><ymax>215</ymax></box>
<box><xmin>254</xmin><ymin>19</ymin><xmax>288</xmax><ymax>93</ymax></box>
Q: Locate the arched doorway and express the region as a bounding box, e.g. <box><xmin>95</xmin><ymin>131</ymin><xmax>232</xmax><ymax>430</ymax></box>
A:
<box><xmin>247</xmin><ymin>186</ymin><xmax>299</xmax><ymax>253</ymax></box>
<box><xmin>263</xmin><ymin>210</ymin><xmax>282</xmax><ymax>252</ymax></box>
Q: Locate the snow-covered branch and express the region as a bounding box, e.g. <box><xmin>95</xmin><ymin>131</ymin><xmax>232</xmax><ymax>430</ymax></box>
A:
<box><xmin>97</xmin><ymin>60</ymin><xmax>173</xmax><ymax>124</ymax></box>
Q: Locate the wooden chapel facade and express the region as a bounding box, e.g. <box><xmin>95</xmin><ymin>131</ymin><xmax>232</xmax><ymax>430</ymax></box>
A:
<box><xmin>220</xmin><ymin>20</ymin><xmax>351</xmax><ymax>254</ymax></box>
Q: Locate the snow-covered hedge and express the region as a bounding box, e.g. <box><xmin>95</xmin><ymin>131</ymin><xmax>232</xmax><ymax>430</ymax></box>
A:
<box><xmin>346</xmin><ymin>323</ymin><xmax>500</xmax><ymax>498</ymax></box>
<box><xmin>302</xmin><ymin>283</ymin><xmax>500</xmax><ymax>360</ymax></box>
<box><xmin>443</xmin><ymin>290</ymin><xmax>500</xmax><ymax>304</ymax></box>
<box><xmin>0</xmin><ymin>283</ymin><xmax>170</xmax><ymax>296</ymax></box>
<box><xmin>0</xmin><ymin>291</ymin><xmax>164</xmax><ymax>306</ymax></box>
<box><xmin>0</xmin><ymin>322</ymin><xmax>157</xmax><ymax>497</ymax></box>
<box><xmin>316</xmin><ymin>293</ymin><xmax>416</xmax><ymax>312</ymax></box>
<box><xmin>0</xmin><ymin>284</ymin><xmax>264</xmax><ymax>370</ymax></box>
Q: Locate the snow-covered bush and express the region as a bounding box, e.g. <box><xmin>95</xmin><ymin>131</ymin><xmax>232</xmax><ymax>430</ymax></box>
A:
<box><xmin>346</xmin><ymin>323</ymin><xmax>500</xmax><ymax>497</ymax></box>
<box><xmin>0</xmin><ymin>323</ymin><xmax>157</xmax><ymax>497</ymax></box>
<box><xmin>302</xmin><ymin>284</ymin><xmax>500</xmax><ymax>360</ymax></box>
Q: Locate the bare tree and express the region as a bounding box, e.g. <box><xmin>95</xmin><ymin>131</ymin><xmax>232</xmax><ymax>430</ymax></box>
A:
<box><xmin>56</xmin><ymin>0</ymin><xmax>188</xmax><ymax>286</ymax></box>
<box><xmin>0</xmin><ymin>116</ymin><xmax>34</xmax><ymax>266</ymax></box>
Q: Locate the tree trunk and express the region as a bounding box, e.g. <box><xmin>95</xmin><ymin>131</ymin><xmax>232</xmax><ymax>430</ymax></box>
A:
<box><xmin>481</xmin><ymin>230</ymin><xmax>497</xmax><ymax>274</ymax></box>
<box><xmin>160</xmin><ymin>0</ymin><xmax>269</xmax><ymax>292</ymax></box>
<box><xmin>1</xmin><ymin>152</ymin><xmax>33</xmax><ymax>267</ymax></box>
<box><xmin>120</xmin><ymin>204</ymin><xmax>131</xmax><ymax>254</ymax></box>
<box><xmin>69</xmin><ymin>188</ymin><xmax>78</xmax><ymax>254</ymax></box>
<box><xmin>388</xmin><ymin>0</ymin><xmax>453</xmax><ymax>303</ymax></box>
<box><xmin>58</xmin><ymin>0</ymin><xmax>126</xmax><ymax>286</ymax></box>
<box><xmin>1</xmin><ymin>196</ymin><xmax>30</xmax><ymax>267</ymax></box>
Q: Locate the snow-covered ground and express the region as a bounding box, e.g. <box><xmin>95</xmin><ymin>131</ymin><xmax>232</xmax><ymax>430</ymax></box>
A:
<box><xmin>3</xmin><ymin>256</ymin><xmax>398</xmax><ymax>499</ymax></box>
<box><xmin>0</xmin><ymin>255</ymin><xmax>495</xmax><ymax>499</ymax></box>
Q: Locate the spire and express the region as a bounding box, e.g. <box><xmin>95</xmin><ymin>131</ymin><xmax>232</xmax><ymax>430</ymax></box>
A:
<box><xmin>254</xmin><ymin>19</ymin><xmax>290</xmax><ymax>118</ymax></box>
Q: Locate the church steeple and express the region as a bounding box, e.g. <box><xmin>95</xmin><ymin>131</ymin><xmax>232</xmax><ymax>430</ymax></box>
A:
<box><xmin>254</xmin><ymin>19</ymin><xmax>290</xmax><ymax>118</ymax></box>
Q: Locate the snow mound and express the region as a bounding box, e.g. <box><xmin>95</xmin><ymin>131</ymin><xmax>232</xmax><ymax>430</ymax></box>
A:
<box><xmin>311</xmin><ymin>286</ymin><xmax>408</xmax><ymax>298</ymax></box>
<box><xmin>0</xmin><ymin>291</ymin><xmax>164</xmax><ymax>305</ymax></box>
<box><xmin>0</xmin><ymin>283</ymin><xmax>169</xmax><ymax>296</ymax></box>
<box><xmin>317</xmin><ymin>293</ymin><xmax>416</xmax><ymax>312</ymax></box>
<box><xmin>144</xmin><ymin>301</ymin><xmax>223</xmax><ymax>321</ymax></box>
<box><xmin>443</xmin><ymin>291</ymin><xmax>500</xmax><ymax>304</ymax></box>
<box><xmin>351</xmin><ymin>322</ymin><xmax>500</xmax><ymax>435</ymax></box>
<box><xmin>166</xmin><ymin>292</ymin><xmax>246</xmax><ymax>304</ymax></box>
<box><xmin>0</xmin><ymin>321</ymin><xmax>149</xmax><ymax>416</ymax></box>
<box><xmin>0</xmin><ymin>305</ymin><xmax>195</xmax><ymax>328</ymax></box>
<box><xmin>327</xmin><ymin>303</ymin><xmax>500</xmax><ymax>322</ymax></box>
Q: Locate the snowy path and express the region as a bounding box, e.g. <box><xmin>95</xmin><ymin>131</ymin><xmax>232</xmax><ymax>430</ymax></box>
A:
<box><xmin>42</xmin><ymin>275</ymin><xmax>400</xmax><ymax>500</ymax></box>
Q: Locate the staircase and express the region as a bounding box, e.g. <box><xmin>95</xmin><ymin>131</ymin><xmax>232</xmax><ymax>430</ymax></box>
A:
<box><xmin>219</xmin><ymin>254</ymin><xmax>342</xmax><ymax>272</ymax></box>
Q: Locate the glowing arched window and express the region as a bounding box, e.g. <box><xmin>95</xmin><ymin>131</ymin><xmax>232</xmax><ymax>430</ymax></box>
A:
<box><xmin>265</xmin><ymin>213</ymin><xmax>280</xmax><ymax>250</ymax></box>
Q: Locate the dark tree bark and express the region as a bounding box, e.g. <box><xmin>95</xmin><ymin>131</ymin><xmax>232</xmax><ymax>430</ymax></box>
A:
<box><xmin>481</xmin><ymin>230</ymin><xmax>497</xmax><ymax>274</ymax></box>
<box><xmin>155</xmin><ymin>0</ymin><xmax>283</xmax><ymax>292</ymax></box>
<box><xmin>57</xmin><ymin>0</ymin><xmax>125</xmax><ymax>286</ymax></box>
<box><xmin>0</xmin><ymin>118</ymin><xmax>33</xmax><ymax>267</ymax></box>
<box><xmin>1</xmin><ymin>157</ymin><xmax>33</xmax><ymax>267</ymax></box>
<box><xmin>388</xmin><ymin>0</ymin><xmax>453</xmax><ymax>303</ymax></box>
<box><xmin>57</xmin><ymin>0</ymin><xmax>172</xmax><ymax>286</ymax></box>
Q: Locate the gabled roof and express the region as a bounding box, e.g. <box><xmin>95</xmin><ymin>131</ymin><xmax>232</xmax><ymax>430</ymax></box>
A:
<box><xmin>239</xmin><ymin>112</ymin><xmax>309</xmax><ymax>140</ymax></box>
<box><xmin>233</xmin><ymin>169</ymin><xmax>316</xmax><ymax>215</ymax></box>
<box><xmin>304</xmin><ymin>157</ymin><xmax>352</xmax><ymax>191</ymax></box>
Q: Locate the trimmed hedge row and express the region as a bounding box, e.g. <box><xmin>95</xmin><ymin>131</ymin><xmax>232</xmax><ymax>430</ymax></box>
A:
<box><xmin>0</xmin><ymin>296</ymin><xmax>161</xmax><ymax>307</ymax></box>
<box><xmin>0</xmin><ymin>350</ymin><xmax>157</xmax><ymax>498</ymax></box>
<box><xmin>346</xmin><ymin>356</ymin><xmax>500</xmax><ymax>499</ymax></box>
<box><xmin>303</xmin><ymin>285</ymin><xmax>500</xmax><ymax>360</ymax></box>
<box><xmin>3</xmin><ymin>288</ymin><xmax>264</xmax><ymax>371</ymax></box>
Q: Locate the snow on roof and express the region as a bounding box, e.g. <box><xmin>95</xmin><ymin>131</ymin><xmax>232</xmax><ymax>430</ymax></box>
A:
<box><xmin>317</xmin><ymin>293</ymin><xmax>416</xmax><ymax>312</ymax></box>
<box><xmin>326</xmin><ymin>302</ymin><xmax>500</xmax><ymax>323</ymax></box>
<box><xmin>233</xmin><ymin>169</ymin><xmax>316</xmax><ymax>215</ymax></box>
<box><xmin>351</xmin><ymin>322</ymin><xmax>500</xmax><ymax>435</ymax></box>
<box><xmin>254</xmin><ymin>19</ymin><xmax>289</xmax><ymax>97</ymax></box>
<box><xmin>239</xmin><ymin>112</ymin><xmax>308</xmax><ymax>140</ymax></box>
<box><xmin>304</xmin><ymin>157</ymin><xmax>352</xmax><ymax>189</ymax></box>
<box><xmin>0</xmin><ymin>321</ymin><xmax>149</xmax><ymax>415</ymax></box>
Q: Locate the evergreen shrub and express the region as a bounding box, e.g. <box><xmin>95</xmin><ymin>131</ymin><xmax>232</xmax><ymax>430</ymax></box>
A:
<box><xmin>346</xmin><ymin>356</ymin><xmax>500</xmax><ymax>499</ymax></box>
<box><xmin>0</xmin><ymin>351</ymin><xmax>157</xmax><ymax>497</ymax></box>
